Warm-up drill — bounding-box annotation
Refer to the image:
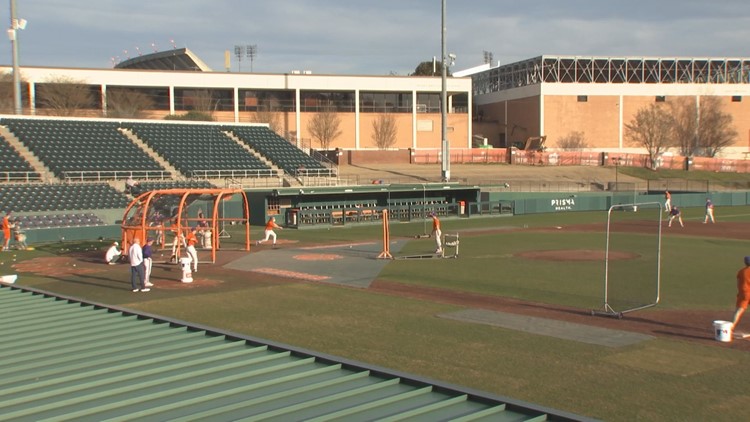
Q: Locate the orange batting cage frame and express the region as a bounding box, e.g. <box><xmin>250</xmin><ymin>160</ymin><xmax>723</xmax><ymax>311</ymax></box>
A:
<box><xmin>120</xmin><ymin>188</ymin><xmax>250</xmax><ymax>263</ymax></box>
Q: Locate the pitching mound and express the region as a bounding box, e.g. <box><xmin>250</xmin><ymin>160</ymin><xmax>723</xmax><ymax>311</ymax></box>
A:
<box><xmin>515</xmin><ymin>249</ymin><xmax>638</xmax><ymax>261</ymax></box>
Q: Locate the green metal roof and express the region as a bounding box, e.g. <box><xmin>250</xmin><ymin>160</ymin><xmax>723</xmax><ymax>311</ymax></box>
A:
<box><xmin>0</xmin><ymin>285</ymin><xmax>590</xmax><ymax>421</ymax></box>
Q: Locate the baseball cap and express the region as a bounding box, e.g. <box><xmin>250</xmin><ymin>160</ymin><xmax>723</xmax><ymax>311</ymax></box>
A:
<box><xmin>113</xmin><ymin>241</ymin><xmax>119</xmax><ymax>246</ymax></box>
<box><xmin>745</xmin><ymin>256</ymin><xmax>750</xmax><ymax>265</ymax></box>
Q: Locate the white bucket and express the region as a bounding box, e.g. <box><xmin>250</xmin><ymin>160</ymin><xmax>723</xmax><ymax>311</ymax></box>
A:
<box><xmin>0</xmin><ymin>274</ymin><xmax>17</xmax><ymax>284</ymax></box>
<box><xmin>179</xmin><ymin>257</ymin><xmax>193</xmax><ymax>283</ymax></box>
<box><xmin>713</xmin><ymin>320</ymin><xmax>733</xmax><ymax>342</ymax></box>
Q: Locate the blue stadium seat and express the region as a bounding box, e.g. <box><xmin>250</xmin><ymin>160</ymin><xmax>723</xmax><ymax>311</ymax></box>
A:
<box><xmin>228</xmin><ymin>126</ymin><xmax>334</xmax><ymax>176</ymax></box>
<box><xmin>124</xmin><ymin>122</ymin><xmax>273</xmax><ymax>178</ymax></box>
<box><xmin>1</xmin><ymin>118</ymin><xmax>165</xmax><ymax>180</ymax></box>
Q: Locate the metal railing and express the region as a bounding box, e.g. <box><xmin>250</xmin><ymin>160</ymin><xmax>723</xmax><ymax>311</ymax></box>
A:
<box><xmin>480</xmin><ymin>180</ymin><xmax>604</xmax><ymax>192</ymax></box>
<box><xmin>62</xmin><ymin>170</ymin><xmax>171</xmax><ymax>182</ymax></box>
<box><xmin>224</xmin><ymin>177</ymin><xmax>284</xmax><ymax>189</ymax></box>
<box><xmin>309</xmin><ymin>149</ymin><xmax>339</xmax><ymax>171</ymax></box>
<box><xmin>0</xmin><ymin>171</ymin><xmax>42</xmax><ymax>183</ymax></box>
<box><xmin>296</xmin><ymin>168</ymin><xmax>338</xmax><ymax>178</ymax></box>
<box><xmin>189</xmin><ymin>169</ymin><xmax>278</xmax><ymax>179</ymax></box>
<box><xmin>646</xmin><ymin>179</ymin><xmax>710</xmax><ymax>193</ymax></box>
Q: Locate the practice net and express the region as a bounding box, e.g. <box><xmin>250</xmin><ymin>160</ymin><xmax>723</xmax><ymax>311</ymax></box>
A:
<box><xmin>594</xmin><ymin>202</ymin><xmax>662</xmax><ymax>317</ymax></box>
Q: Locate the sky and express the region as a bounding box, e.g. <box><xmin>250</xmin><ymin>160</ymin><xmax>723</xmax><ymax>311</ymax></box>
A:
<box><xmin>1</xmin><ymin>0</ymin><xmax>749</xmax><ymax>76</ymax></box>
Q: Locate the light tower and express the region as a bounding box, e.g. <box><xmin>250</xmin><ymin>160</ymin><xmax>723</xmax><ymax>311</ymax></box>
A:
<box><xmin>440</xmin><ymin>0</ymin><xmax>450</xmax><ymax>182</ymax></box>
<box><xmin>483</xmin><ymin>50</ymin><xmax>494</xmax><ymax>65</ymax></box>
<box><xmin>8</xmin><ymin>0</ymin><xmax>26</xmax><ymax>115</ymax></box>
<box><xmin>247</xmin><ymin>44</ymin><xmax>257</xmax><ymax>72</ymax></box>
<box><xmin>234</xmin><ymin>44</ymin><xmax>258</xmax><ymax>72</ymax></box>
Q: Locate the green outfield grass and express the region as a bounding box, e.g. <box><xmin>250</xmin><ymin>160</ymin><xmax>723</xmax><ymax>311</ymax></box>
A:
<box><xmin>4</xmin><ymin>207</ymin><xmax>750</xmax><ymax>421</ymax></box>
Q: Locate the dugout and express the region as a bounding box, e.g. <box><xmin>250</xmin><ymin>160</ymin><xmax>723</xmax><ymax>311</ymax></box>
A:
<box><xmin>247</xmin><ymin>183</ymin><xmax>481</xmax><ymax>228</ymax></box>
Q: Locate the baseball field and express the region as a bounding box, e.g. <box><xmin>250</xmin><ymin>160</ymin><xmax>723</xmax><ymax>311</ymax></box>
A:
<box><xmin>3</xmin><ymin>203</ymin><xmax>750</xmax><ymax>421</ymax></box>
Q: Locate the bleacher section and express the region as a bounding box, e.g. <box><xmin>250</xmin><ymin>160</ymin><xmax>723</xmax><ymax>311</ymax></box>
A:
<box><xmin>0</xmin><ymin>134</ymin><xmax>40</xmax><ymax>182</ymax></box>
<box><xmin>2</xmin><ymin>118</ymin><xmax>166</xmax><ymax>181</ymax></box>
<box><xmin>229</xmin><ymin>126</ymin><xmax>335</xmax><ymax>177</ymax></box>
<box><xmin>124</xmin><ymin>122</ymin><xmax>275</xmax><ymax>178</ymax></box>
<box><xmin>0</xmin><ymin>118</ymin><xmax>336</xmax><ymax>235</ymax></box>
<box><xmin>0</xmin><ymin>183</ymin><xmax>129</xmax><ymax>213</ymax></box>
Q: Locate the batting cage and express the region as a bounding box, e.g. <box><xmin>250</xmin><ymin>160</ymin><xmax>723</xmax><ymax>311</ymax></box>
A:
<box><xmin>120</xmin><ymin>188</ymin><xmax>250</xmax><ymax>264</ymax></box>
<box><xmin>377</xmin><ymin>209</ymin><xmax>459</xmax><ymax>260</ymax></box>
<box><xmin>593</xmin><ymin>202</ymin><xmax>662</xmax><ymax>318</ymax></box>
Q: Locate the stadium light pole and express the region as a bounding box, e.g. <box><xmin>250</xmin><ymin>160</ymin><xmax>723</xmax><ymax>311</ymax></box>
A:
<box><xmin>234</xmin><ymin>45</ymin><xmax>243</xmax><ymax>72</ymax></box>
<box><xmin>8</xmin><ymin>0</ymin><xmax>25</xmax><ymax>115</ymax></box>
<box><xmin>440</xmin><ymin>0</ymin><xmax>450</xmax><ymax>182</ymax></box>
<box><xmin>247</xmin><ymin>44</ymin><xmax>257</xmax><ymax>72</ymax></box>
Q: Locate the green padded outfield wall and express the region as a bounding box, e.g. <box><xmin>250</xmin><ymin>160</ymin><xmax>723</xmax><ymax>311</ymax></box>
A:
<box><xmin>22</xmin><ymin>225</ymin><xmax>121</xmax><ymax>244</ymax></box>
<box><xmin>15</xmin><ymin>191</ymin><xmax>750</xmax><ymax>245</ymax></box>
<box><xmin>484</xmin><ymin>191</ymin><xmax>750</xmax><ymax>215</ymax></box>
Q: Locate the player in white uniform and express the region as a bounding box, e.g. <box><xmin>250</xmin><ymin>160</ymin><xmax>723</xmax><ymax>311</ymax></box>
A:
<box><xmin>668</xmin><ymin>206</ymin><xmax>684</xmax><ymax>228</ymax></box>
<box><xmin>703</xmin><ymin>198</ymin><xmax>715</xmax><ymax>224</ymax></box>
<box><xmin>105</xmin><ymin>241</ymin><xmax>121</xmax><ymax>264</ymax></box>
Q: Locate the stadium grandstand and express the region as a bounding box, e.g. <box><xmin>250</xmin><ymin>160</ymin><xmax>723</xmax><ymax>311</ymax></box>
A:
<box><xmin>0</xmin><ymin>132</ymin><xmax>38</xmax><ymax>182</ymax></box>
<box><xmin>0</xmin><ymin>115</ymin><xmax>338</xmax><ymax>235</ymax></box>
<box><xmin>0</xmin><ymin>57</ymin><xmax>473</xmax><ymax>152</ymax></box>
<box><xmin>114</xmin><ymin>47</ymin><xmax>211</xmax><ymax>72</ymax></box>
<box><xmin>3</xmin><ymin>52</ymin><xmax>750</xmax><ymax>158</ymax></box>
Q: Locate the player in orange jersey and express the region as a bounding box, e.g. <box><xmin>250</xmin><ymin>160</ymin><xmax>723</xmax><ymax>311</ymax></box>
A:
<box><xmin>732</xmin><ymin>256</ymin><xmax>750</xmax><ymax>331</ymax></box>
<box><xmin>1</xmin><ymin>211</ymin><xmax>12</xmax><ymax>251</ymax></box>
<box><xmin>430</xmin><ymin>212</ymin><xmax>442</xmax><ymax>254</ymax></box>
<box><xmin>185</xmin><ymin>227</ymin><xmax>199</xmax><ymax>273</ymax></box>
<box><xmin>257</xmin><ymin>216</ymin><xmax>283</xmax><ymax>246</ymax></box>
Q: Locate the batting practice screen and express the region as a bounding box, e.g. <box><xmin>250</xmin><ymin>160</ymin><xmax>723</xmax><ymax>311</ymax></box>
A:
<box><xmin>599</xmin><ymin>202</ymin><xmax>662</xmax><ymax>316</ymax></box>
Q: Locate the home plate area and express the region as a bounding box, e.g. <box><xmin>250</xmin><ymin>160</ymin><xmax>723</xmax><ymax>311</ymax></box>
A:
<box><xmin>224</xmin><ymin>241</ymin><xmax>407</xmax><ymax>288</ymax></box>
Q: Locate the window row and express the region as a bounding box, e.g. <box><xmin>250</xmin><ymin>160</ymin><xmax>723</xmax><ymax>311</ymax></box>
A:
<box><xmin>8</xmin><ymin>83</ymin><xmax>467</xmax><ymax>114</ymax></box>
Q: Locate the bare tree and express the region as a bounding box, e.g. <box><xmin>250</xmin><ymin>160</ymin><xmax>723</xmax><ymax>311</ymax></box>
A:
<box><xmin>166</xmin><ymin>89</ymin><xmax>218</xmax><ymax>121</ymax></box>
<box><xmin>371</xmin><ymin>112</ymin><xmax>398</xmax><ymax>149</ymax></box>
<box><xmin>556</xmin><ymin>131</ymin><xmax>588</xmax><ymax>151</ymax></box>
<box><xmin>668</xmin><ymin>97</ymin><xmax>699</xmax><ymax>157</ymax></box>
<box><xmin>412</xmin><ymin>60</ymin><xmax>451</xmax><ymax>76</ymax></box>
<box><xmin>36</xmin><ymin>76</ymin><xmax>94</xmax><ymax>116</ymax></box>
<box><xmin>0</xmin><ymin>73</ymin><xmax>18</xmax><ymax>113</ymax></box>
<box><xmin>253</xmin><ymin>104</ymin><xmax>281</xmax><ymax>134</ymax></box>
<box><xmin>106</xmin><ymin>88</ymin><xmax>153</xmax><ymax>119</ymax></box>
<box><xmin>0</xmin><ymin>72</ymin><xmax>31</xmax><ymax>114</ymax></box>
<box><xmin>193</xmin><ymin>89</ymin><xmax>216</xmax><ymax>114</ymax></box>
<box><xmin>697</xmin><ymin>96</ymin><xmax>737</xmax><ymax>157</ymax></box>
<box><xmin>307</xmin><ymin>105</ymin><xmax>341</xmax><ymax>149</ymax></box>
<box><xmin>164</xmin><ymin>111</ymin><xmax>214</xmax><ymax>121</ymax></box>
<box><xmin>624</xmin><ymin>103</ymin><xmax>674</xmax><ymax>169</ymax></box>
